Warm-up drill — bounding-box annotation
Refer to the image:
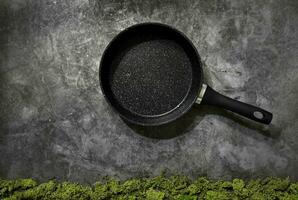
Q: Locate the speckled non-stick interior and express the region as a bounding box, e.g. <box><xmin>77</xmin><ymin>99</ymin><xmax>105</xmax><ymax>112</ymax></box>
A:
<box><xmin>110</xmin><ymin>39</ymin><xmax>193</xmax><ymax>116</ymax></box>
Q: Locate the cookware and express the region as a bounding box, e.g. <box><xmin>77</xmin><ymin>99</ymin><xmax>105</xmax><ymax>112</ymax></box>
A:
<box><xmin>99</xmin><ymin>23</ymin><xmax>272</xmax><ymax>126</ymax></box>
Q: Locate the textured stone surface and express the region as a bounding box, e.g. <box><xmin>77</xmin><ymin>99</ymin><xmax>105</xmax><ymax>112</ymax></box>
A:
<box><xmin>0</xmin><ymin>0</ymin><xmax>298</xmax><ymax>183</ymax></box>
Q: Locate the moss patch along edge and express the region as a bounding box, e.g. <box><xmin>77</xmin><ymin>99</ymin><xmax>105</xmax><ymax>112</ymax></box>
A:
<box><xmin>1</xmin><ymin>176</ymin><xmax>298</xmax><ymax>200</ymax></box>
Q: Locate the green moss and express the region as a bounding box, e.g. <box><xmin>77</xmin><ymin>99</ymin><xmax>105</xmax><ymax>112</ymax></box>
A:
<box><xmin>264</xmin><ymin>177</ymin><xmax>290</xmax><ymax>191</ymax></box>
<box><xmin>7</xmin><ymin>180</ymin><xmax>56</xmax><ymax>200</ymax></box>
<box><xmin>122</xmin><ymin>179</ymin><xmax>142</xmax><ymax>193</ymax></box>
<box><xmin>175</xmin><ymin>194</ymin><xmax>197</xmax><ymax>200</ymax></box>
<box><xmin>50</xmin><ymin>182</ymin><xmax>92</xmax><ymax>200</ymax></box>
<box><xmin>205</xmin><ymin>190</ymin><xmax>229</xmax><ymax>200</ymax></box>
<box><xmin>145</xmin><ymin>188</ymin><xmax>165</xmax><ymax>200</ymax></box>
<box><xmin>288</xmin><ymin>183</ymin><xmax>298</xmax><ymax>194</ymax></box>
<box><xmin>1</xmin><ymin>176</ymin><xmax>298</xmax><ymax>200</ymax></box>
<box><xmin>0</xmin><ymin>178</ymin><xmax>37</xmax><ymax>198</ymax></box>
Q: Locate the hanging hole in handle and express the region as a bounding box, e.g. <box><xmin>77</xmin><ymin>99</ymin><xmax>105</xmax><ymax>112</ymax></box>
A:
<box><xmin>253</xmin><ymin>111</ymin><xmax>264</xmax><ymax>119</ymax></box>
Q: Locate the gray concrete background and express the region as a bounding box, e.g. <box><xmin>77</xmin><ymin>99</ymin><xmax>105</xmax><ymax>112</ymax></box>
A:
<box><xmin>0</xmin><ymin>0</ymin><xmax>298</xmax><ymax>184</ymax></box>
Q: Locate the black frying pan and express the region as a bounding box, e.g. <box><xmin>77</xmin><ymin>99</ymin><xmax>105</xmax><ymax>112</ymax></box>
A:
<box><xmin>99</xmin><ymin>23</ymin><xmax>273</xmax><ymax>126</ymax></box>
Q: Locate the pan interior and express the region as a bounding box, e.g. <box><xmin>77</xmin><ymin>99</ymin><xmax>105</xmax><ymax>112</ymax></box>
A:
<box><xmin>108</xmin><ymin>37</ymin><xmax>193</xmax><ymax>116</ymax></box>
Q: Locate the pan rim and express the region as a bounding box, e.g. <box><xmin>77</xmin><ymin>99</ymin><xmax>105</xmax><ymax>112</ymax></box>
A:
<box><xmin>99</xmin><ymin>22</ymin><xmax>203</xmax><ymax>126</ymax></box>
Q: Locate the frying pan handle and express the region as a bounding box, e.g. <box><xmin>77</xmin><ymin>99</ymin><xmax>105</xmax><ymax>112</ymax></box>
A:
<box><xmin>197</xmin><ymin>84</ymin><xmax>273</xmax><ymax>124</ymax></box>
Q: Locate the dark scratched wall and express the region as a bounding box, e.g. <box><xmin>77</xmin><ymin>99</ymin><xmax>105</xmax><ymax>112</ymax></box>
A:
<box><xmin>0</xmin><ymin>0</ymin><xmax>298</xmax><ymax>183</ymax></box>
